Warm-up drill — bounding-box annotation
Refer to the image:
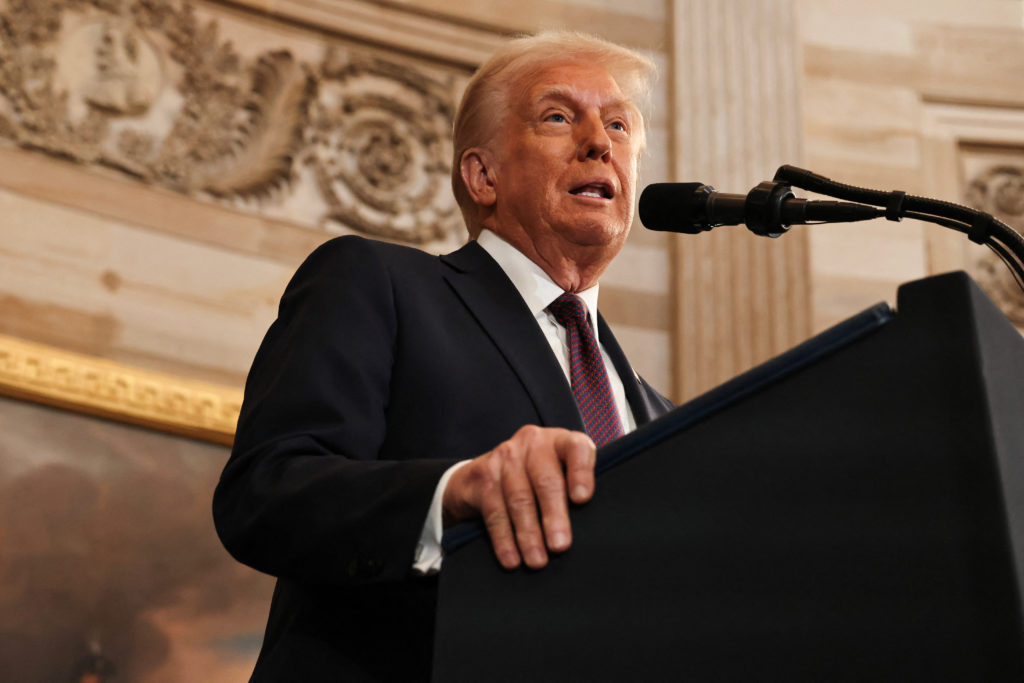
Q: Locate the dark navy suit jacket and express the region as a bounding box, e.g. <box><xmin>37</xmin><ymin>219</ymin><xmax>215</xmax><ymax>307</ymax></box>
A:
<box><xmin>213</xmin><ymin>235</ymin><xmax>673</xmax><ymax>681</ymax></box>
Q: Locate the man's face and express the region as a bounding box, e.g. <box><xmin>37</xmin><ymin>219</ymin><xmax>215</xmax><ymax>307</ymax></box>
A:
<box><xmin>487</xmin><ymin>61</ymin><xmax>641</xmax><ymax>258</ymax></box>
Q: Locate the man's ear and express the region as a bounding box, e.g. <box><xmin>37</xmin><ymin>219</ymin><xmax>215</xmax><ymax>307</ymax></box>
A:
<box><xmin>460</xmin><ymin>148</ymin><xmax>497</xmax><ymax>208</ymax></box>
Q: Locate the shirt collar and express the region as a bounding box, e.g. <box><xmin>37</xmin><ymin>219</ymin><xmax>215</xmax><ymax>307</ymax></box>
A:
<box><xmin>476</xmin><ymin>229</ymin><xmax>601</xmax><ymax>335</ymax></box>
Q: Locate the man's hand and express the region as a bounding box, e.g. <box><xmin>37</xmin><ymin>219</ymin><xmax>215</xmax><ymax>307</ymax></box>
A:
<box><xmin>442</xmin><ymin>426</ymin><xmax>596</xmax><ymax>570</ymax></box>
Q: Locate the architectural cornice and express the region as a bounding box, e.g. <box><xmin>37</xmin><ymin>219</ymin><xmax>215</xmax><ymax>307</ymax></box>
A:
<box><xmin>0</xmin><ymin>334</ymin><xmax>242</xmax><ymax>445</ymax></box>
<box><xmin>214</xmin><ymin>0</ymin><xmax>509</xmax><ymax>68</ymax></box>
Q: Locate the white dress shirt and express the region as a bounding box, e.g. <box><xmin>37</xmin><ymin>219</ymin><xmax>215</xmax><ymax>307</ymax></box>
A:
<box><xmin>412</xmin><ymin>229</ymin><xmax>637</xmax><ymax>573</ymax></box>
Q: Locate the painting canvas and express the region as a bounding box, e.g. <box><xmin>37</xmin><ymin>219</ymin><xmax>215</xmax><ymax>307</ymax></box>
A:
<box><xmin>0</xmin><ymin>394</ymin><xmax>274</xmax><ymax>681</ymax></box>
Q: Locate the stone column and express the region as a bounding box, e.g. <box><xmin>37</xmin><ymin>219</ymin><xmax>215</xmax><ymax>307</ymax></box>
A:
<box><xmin>669</xmin><ymin>0</ymin><xmax>811</xmax><ymax>400</ymax></box>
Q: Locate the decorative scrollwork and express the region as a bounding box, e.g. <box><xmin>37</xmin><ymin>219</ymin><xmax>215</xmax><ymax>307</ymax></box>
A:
<box><xmin>307</xmin><ymin>48</ymin><xmax>459</xmax><ymax>243</ymax></box>
<box><xmin>0</xmin><ymin>0</ymin><xmax>465</xmax><ymax>246</ymax></box>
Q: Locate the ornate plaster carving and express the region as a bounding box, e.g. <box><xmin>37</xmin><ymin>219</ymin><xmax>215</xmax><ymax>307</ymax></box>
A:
<box><xmin>965</xmin><ymin>163</ymin><xmax>1024</xmax><ymax>326</ymax></box>
<box><xmin>0</xmin><ymin>333</ymin><xmax>242</xmax><ymax>444</ymax></box>
<box><xmin>305</xmin><ymin>47</ymin><xmax>460</xmax><ymax>243</ymax></box>
<box><xmin>0</xmin><ymin>0</ymin><xmax>464</xmax><ymax>246</ymax></box>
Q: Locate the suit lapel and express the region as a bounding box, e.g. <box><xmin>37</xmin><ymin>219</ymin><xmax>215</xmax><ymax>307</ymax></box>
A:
<box><xmin>441</xmin><ymin>242</ymin><xmax>585</xmax><ymax>432</ymax></box>
<box><xmin>597</xmin><ymin>313</ymin><xmax>657</xmax><ymax>426</ymax></box>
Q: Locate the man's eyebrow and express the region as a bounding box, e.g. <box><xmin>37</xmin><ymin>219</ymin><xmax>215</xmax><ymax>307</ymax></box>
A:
<box><xmin>533</xmin><ymin>85</ymin><xmax>632</xmax><ymax>114</ymax></box>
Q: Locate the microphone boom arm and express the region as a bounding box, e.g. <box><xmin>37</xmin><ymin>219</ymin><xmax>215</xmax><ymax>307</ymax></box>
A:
<box><xmin>772</xmin><ymin>165</ymin><xmax>1024</xmax><ymax>289</ymax></box>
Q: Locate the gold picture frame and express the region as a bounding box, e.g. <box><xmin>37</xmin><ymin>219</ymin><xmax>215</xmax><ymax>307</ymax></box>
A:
<box><xmin>0</xmin><ymin>344</ymin><xmax>270</xmax><ymax>681</ymax></box>
<box><xmin>0</xmin><ymin>333</ymin><xmax>242</xmax><ymax>445</ymax></box>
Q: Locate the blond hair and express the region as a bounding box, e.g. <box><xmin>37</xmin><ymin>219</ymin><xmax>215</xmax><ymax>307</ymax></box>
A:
<box><xmin>451</xmin><ymin>32</ymin><xmax>657</xmax><ymax>237</ymax></box>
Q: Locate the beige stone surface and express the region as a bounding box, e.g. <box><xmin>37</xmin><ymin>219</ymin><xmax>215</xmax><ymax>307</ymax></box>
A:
<box><xmin>358</xmin><ymin>0</ymin><xmax>669</xmax><ymax>50</ymax></box>
<box><xmin>796</xmin><ymin>0</ymin><xmax>1024</xmax><ymax>333</ymax></box>
<box><xmin>0</xmin><ymin>187</ymin><xmax>290</xmax><ymax>386</ymax></box>
<box><xmin>1</xmin><ymin>0</ymin><xmax>1021</xmax><ymax>406</ymax></box>
<box><xmin>668</xmin><ymin>0</ymin><xmax>810</xmax><ymax>400</ymax></box>
<box><xmin>0</xmin><ymin>0</ymin><xmax>677</xmax><ymax>398</ymax></box>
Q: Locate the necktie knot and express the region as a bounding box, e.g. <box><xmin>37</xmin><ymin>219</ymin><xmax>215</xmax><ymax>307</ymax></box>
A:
<box><xmin>547</xmin><ymin>292</ymin><xmax>589</xmax><ymax>329</ymax></box>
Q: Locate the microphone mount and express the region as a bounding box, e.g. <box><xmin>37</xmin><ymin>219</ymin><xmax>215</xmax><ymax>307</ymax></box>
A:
<box><xmin>697</xmin><ymin>180</ymin><xmax>804</xmax><ymax>238</ymax></box>
<box><xmin>744</xmin><ymin>181</ymin><xmax>797</xmax><ymax>238</ymax></box>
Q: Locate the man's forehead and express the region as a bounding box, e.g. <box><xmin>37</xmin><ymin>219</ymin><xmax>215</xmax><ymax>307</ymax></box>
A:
<box><xmin>518</xmin><ymin>63</ymin><xmax>632</xmax><ymax>111</ymax></box>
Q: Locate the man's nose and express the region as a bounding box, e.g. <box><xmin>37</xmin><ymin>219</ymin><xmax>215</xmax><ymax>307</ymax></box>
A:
<box><xmin>575</xmin><ymin>115</ymin><xmax>612</xmax><ymax>162</ymax></box>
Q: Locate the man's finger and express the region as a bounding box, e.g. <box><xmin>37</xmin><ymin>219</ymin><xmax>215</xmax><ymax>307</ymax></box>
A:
<box><xmin>500</xmin><ymin>450</ymin><xmax>548</xmax><ymax>569</ymax></box>
<box><xmin>478</xmin><ymin>485</ymin><xmax>521</xmax><ymax>570</ymax></box>
<box><xmin>558</xmin><ymin>431</ymin><xmax>597</xmax><ymax>504</ymax></box>
<box><xmin>525</xmin><ymin>453</ymin><xmax>571</xmax><ymax>553</ymax></box>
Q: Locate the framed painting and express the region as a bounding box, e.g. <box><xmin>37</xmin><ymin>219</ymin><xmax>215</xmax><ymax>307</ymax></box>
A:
<box><xmin>0</xmin><ymin>334</ymin><xmax>273</xmax><ymax>681</ymax></box>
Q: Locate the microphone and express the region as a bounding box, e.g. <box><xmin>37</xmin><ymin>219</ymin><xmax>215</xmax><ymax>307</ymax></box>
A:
<box><xmin>639</xmin><ymin>181</ymin><xmax>883</xmax><ymax>238</ymax></box>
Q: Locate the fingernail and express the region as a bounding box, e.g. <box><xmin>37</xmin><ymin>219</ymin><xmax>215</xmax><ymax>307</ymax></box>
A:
<box><xmin>527</xmin><ymin>548</ymin><xmax>546</xmax><ymax>567</ymax></box>
<box><xmin>551</xmin><ymin>531</ymin><xmax>569</xmax><ymax>550</ymax></box>
<box><xmin>572</xmin><ymin>485</ymin><xmax>589</xmax><ymax>500</ymax></box>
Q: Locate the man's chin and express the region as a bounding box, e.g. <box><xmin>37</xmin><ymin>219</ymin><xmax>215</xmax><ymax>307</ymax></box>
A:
<box><xmin>558</xmin><ymin>221</ymin><xmax>631</xmax><ymax>250</ymax></box>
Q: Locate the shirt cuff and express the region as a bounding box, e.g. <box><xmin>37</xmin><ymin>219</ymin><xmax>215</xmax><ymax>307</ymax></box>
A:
<box><xmin>413</xmin><ymin>459</ymin><xmax>472</xmax><ymax>575</ymax></box>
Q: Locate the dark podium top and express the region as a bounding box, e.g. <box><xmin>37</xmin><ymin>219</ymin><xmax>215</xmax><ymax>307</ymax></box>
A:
<box><xmin>434</xmin><ymin>271</ymin><xmax>1024</xmax><ymax>682</ymax></box>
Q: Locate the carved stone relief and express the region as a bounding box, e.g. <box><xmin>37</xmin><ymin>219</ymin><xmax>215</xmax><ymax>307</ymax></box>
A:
<box><xmin>306</xmin><ymin>48</ymin><xmax>459</xmax><ymax>244</ymax></box>
<box><xmin>0</xmin><ymin>0</ymin><xmax>465</xmax><ymax>247</ymax></box>
<box><xmin>964</xmin><ymin>163</ymin><xmax>1024</xmax><ymax>326</ymax></box>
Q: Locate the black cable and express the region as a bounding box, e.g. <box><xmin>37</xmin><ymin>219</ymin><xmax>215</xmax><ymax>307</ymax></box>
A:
<box><xmin>776</xmin><ymin>165</ymin><xmax>983</xmax><ymax>226</ymax></box>
<box><xmin>776</xmin><ymin>165</ymin><xmax>1024</xmax><ymax>290</ymax></box>
<box><xmin>987</xmin><ymin>240</ymin><xmax>1024</xmax><ymax>292</ymax></box>
<box><xmin>902</xmin><ymin>211</ymin><xmax>970</xmax><ymax>234</ymax></box>
<box><xmin>900</xmin><ymin>211</ymin><xmax>1024</xmax><ymax>286</ymax></box>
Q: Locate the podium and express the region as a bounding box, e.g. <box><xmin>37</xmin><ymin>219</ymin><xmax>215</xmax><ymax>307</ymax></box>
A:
<box><xmin>433</xmin><ymin>272</ymin><xmax>1024</xmax><ymax>682</ymax></box>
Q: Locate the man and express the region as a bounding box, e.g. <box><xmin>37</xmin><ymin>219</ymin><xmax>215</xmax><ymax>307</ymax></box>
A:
<box><xmin>213</xmin><ymin>32</ymin><xmax>673</xmax><ymax>681</ymax></box>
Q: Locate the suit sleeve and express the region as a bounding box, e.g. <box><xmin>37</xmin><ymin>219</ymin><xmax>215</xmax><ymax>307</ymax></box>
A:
<box><xmin>213</xmin><ymin>236</ymin><xmax>454</xmax><ymax>586</ymax></box>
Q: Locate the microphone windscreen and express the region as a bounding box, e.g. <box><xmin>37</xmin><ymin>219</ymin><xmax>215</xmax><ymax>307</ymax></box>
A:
<box><xmin>639</xmin><ymin>182</ymin><xmax>710</xmax><ymax>233</ymax></box>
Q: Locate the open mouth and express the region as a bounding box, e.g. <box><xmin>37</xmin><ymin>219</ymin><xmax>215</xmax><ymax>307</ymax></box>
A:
<box><xmin>569</xmin><ymin>182</ymin><xmax>613</xmax><ymax>199</ymax></box>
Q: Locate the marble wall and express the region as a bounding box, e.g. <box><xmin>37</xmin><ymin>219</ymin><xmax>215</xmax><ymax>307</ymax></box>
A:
<box><xmin>795</xmin><ymin>0</ymin><xmax>1024</xmax><ymax>333</ymax></box>
<box><xmin>1</xmin><ymin>0</ymin><xmax>1021</xmax><ymax>412</ymax></box>
<box><xmin>0</xmin><ymin>0</ymin><xmax>677</xmax><ymax>408</ymax></box>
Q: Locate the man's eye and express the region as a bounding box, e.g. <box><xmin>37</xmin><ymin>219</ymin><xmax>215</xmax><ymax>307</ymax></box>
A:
<box><xmin>545</xmin><ymin>113</ymin><xmax>568</xmax><ymax>123</ymax></box>
<box><xmin>609</xmin><ymin>121</ymin><xmax>627</xmax><ymax>132</ymax></box>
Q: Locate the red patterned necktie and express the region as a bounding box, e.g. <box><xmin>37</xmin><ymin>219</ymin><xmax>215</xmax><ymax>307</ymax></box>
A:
<box><xmin>547</xmin><ymin>293</ymin><xmax>625</xmax><ymax>447</ymax></box>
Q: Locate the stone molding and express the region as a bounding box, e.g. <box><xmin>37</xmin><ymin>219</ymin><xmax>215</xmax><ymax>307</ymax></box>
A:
<box><xmin>0</xmin><ymin>333</ymin><xmax>242</xmax><ymax>444</ymax></box>
<box><xmin>216</xmin><ymin>0</ymin><xmax>508</xmax><ymax>68</ymax></box>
